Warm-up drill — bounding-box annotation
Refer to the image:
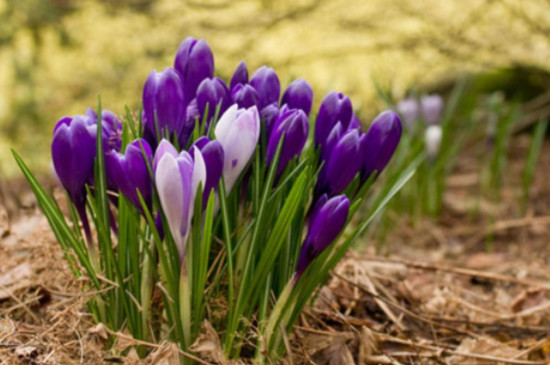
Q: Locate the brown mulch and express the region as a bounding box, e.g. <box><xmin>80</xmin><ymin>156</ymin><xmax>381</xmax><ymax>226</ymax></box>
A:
<box><xmin>1</xmin><ymin>136</ymin><xmax>550</xmax><ymax>364</ymax></box>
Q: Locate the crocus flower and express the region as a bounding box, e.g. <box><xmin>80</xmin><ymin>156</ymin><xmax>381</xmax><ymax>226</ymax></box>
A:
<box><xmin>396</xmin><ymin>98</ymin><xmax>419</xmax><ymax>129</ymax></box>
<box><xmin>190</xmin><ymin>136</ymin><xmax>224</xmax><ymax>204</ymax></box>
<box><xmin>214</xmin><ymin>105</ymin><xmax>260</xmax><ymax>193</ymax></box>
<box><xmin>196</xmin><ymin>77</ymin><xmax>231</xmax><ymax>125</ymax></box>
<box><xmin>315</xmin><ymin>92</ymin><xmax>353</xmax><ymax>146</ymax></box>
<box><xmin>421</xmin><ymin>94</ymin><xmax>444</xmax><ymax>125</ymax></box>
<box><xmin>154</xmin><ymin>140</ymin><xmax>206</xmax><ymax>261</ymax></box>
<box><xmin>360</xmin><ymin>111</ymin><xmax>402</xmax><ymax>182</ymax></box>
<box><xmin>260</xmin><ymin>103</ymin><xmax>279</xmax><ymax>139</ymax></box>
<box><xmin>52</xmin><ymin>114</ymin><xmax>97</xmax><ymax>246</ymax></box>
<box><xmin>317</xmin><ymin>129</ymin><xmax>364</xmax><ymax>196</ymax></box>
<box><xmin>174</xmin><ymin>37</ymin><xmax>214</xmax><ymax>103</ymax></box>
<box><xmin>142</xmin><ymin>68</ymin><xmax>186</xmax><ymax>148</ymax></box>
<box><xmin>295</xmin><ymin>194</ymin><xmax>349</xmax><ymax>279</ymax></box>
<box><xmin>231</xmin><ymin>83</ymin><xmax>260</xmax><ymax>109</ymax></box>
<box><xmin>266</xmin><ymin>108</ymin><xmax>309</xmax><ymax>175</ymax></box>
<box><xmin>230</xmin><ymin>61</ymin><xmax>248</xmax><ymax>90</ymax></box>
<box><xmin>84</xmin><ymin>108</ymin><xmax>123</xmax><ymax>152</ymax></box>
<box><xmin>281</xmin><ymin>79</ymin><xmax>314</xmax><ymax>115</ymax></box>
<box><xmin>249</xmin><ymin>66</ymin><xmax>280</xmax><ymax>109</ymax></box>
<box><xmin>105</xmin><ymin>139</ymin><xmax>153</xmax><ymax>213</ymax></box>
<box><xmin>424</xmin><ymin>125</ymin><xmax>442</xmax><ymax>161</ymax></box>
<box><xmin>348</xmin><ymin>113</ymin><xmax>362</xmax><ymax>131</ymax></box>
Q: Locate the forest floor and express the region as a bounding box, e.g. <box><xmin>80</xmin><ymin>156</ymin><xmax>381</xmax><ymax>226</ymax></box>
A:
<box><xmin>1</xmin><ymin>134</ymin><xmax>550</xmax><ymax>364</ymax></box>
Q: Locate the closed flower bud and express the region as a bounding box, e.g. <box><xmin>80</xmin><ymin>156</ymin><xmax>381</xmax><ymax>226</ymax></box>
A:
<box><xmin>315</xmin><ymin>92</ymin><xmax>353</xmax><ymax>146</ymax></box>
<box><xmin>348</xmin><ymin>113</ymin><xmax>362</xmax><ymax>131</ymax></box>
<box><xmin>196</xmin><ymin>77</ymin><xmax>231</xmax><ymax>125</ymax></box>
<box><xmin>142</xmin><ymin>68</ymin><xmax>186</xmax><ymax>148</ymax></box>
<box><xmin>231</xmin><ymin>83</ymin><xmax>260</xmax><ymax>109</ymax></box>
<box><xmin>249</xmin><ymin>66</ymin><xmax>280</xmax><ymax>109</ymax></box>
<box><xmin>421</xmin><ymin>94</ymin><xmax>444</xmax><ymax>125</ymax></box>
<box><xmin>155</xmin><ymin>140</ymin><xmax>206</xmax><ymax>261</ymax></box>
<box><xmin>230</xmin><ymin>61</ymin><xmax>248</xmax><ymax>90</ymax></box>
<box><xmin>174</xmin><ymin>37</ymin><xmax>214</xmax><ymax>103</ymax></box>
<box><xmin>191</xmin><ymin>136</ymin><xmax>224</xmax><ymax>204</ymax></box>
<box><xmin>296</xmin><ymin>194</ymin><xmax>349</xmax><ymax>278</ymax></box>
<box><xmin>260</xmin><ymin>103</ymin><xmax>279</xmax><ymax>139</ymax></box>
<box><xmin>105</xmin><ymin>139</ymin><xmax>153</xmax><ymax>213</ymax></box>
<box><xmin>424</xmin><ymin>125</ymin><xmax>442</xmax><ymax>161</ymax></box>
<box><xmin>397</xmin><ymin>98</ymin><xmax>419</xmax><ymax>129</ymax></box>
<box><xmin>266</xmin><ymin>109</ymin><xmax>309</xmax><ymax>175</ymax></box>
<box><xmin>317</xmin><ymin>129</ymin><xmax>363</xmax><ymax>196</ymax></box>
<box><xmin>281</xmin><ymin>79</ymin><xmax>314</xmax><ymax>115</ymax></box>
<box><xmin>360</xmin><ymin>111</ymin><xmax>402</xmax><ymax>182</ymax></box>
<box><xmin>214</xmin><ymin>105</ymin><xmax>260</xmax><ymax>193</ymax></box>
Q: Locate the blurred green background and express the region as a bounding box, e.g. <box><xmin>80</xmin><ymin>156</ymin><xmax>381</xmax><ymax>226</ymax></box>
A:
<box><xmin>2</xmin><ymin>0</ymin><xmax>550</xmax><ymax>177</ymax></box>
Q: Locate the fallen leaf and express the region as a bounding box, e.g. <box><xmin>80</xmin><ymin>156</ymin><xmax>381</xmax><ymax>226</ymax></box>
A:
<box><xmin>88</xmin><ymin>322</ymin><xmax>110</xmax><ymax>341</ymax></box>
<box><xmin>450</xmin><ymin>336</ymin><xmax>525</xmax><ymax>364</ymax></box>
<box><xmin>148</xmin><ymin>343</ymin><xmax>180</xmax><ymax>365</ymax></box>
<box><xmin>189</xmin><ymin>320</ymin><xmax>227</xmax><ymax>364</ymax></box>
<box><xmin>511</xmin><ymin>289</ymin><xmax>546</xmax><ymax>313</ymax></box>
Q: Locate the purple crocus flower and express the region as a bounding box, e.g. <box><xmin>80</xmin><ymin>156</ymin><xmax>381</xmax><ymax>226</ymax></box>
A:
<box><xmin>396</xmin><ymin>98</ymin><xmax>419</xmax><ymax>130</ymax></box>
<box><xmin>260</xmin><ymin>103</ymin><xmax>279</xmax><ymax>139</ymax></box>
<box><xmin>360</xmin><ymin>110</ymin><xmax>402</xmax><ymax>182</ymax></box>
<box><xmin>420</xmin><ymin>94</ymin><xmax>444</xmax><ymax>125</ymax></box>
<box><xmin>174</xmin><ymin>37</ymin><xmax>214</xmax><ymax>104</ymax></box>
<box><xmin>214</xmin><ymin>104</ymin><xmax>260</xmax><ymax>193</ymax></box>
<box><xmin>105</xmin><ymin>139</ymin><xmax>153</xmax><ymax>213</ymax></box>
<box><xmin>190</xmin><ymin>136</ymin><xmax>224</xmax><ymax>204</ymax></box>
<box><xmin>281</xmin><ymin>79</ymin><xmax>314</xmax><ymax>115</ymax></box>
<box><xmin>314</xmin><ymin>92</ymin><xmax>353</xmax><ymax>147</ymax></box>
<box><xmin>249</xmin><ymin>66</ymin><xmax>280</xmax><ymax>109</ymax></box>
<box><xmin>348</xmin><ymin>113</ymin><xmax>362</xmax><ymax>131</ymax></box>
<box><xmin>295</xmin><ymin>194</ymin><xmax>349</xmax><ymax>279</ymax></box>
<box><xmin>231</xmin><ymin>84</ymin><xmax>260</xmax><ymax>109</ymax></box>
<box><xmin>142</xmin><ymin>67</ymin><xmax>186</xmax><ymax>148</ymax></box>
<box><xmin>230</xmin><ymin>61</ymin><xmax>248</xmax><ymax>90</ymax></box>
<box><xmin>196</xmin><ymin>77</ymin><xmax>231</xmax><ymax>124</ymax></box>
<box><xmin>317</xmin><ymin>129</ymin><xmax>364</xmax><ymax>196</ymax></box>
<box><xmin>154</xmin><ymin>139</ymin><xmax>206</xmax><ymax>261</ymax></box>
<box><xmin>266</xmin><ymin>109</ymin><xmax>309</xmax><ymax>175</ymax></box>
<box><xmin>52</xmin><ymin>114</ymin><xmax>97</xmax><ymax>246</ymax></box>
<box><xmin>84</xmin><ymin>108</ymin><xmax>123</xmax><ymax>152</ymax></box>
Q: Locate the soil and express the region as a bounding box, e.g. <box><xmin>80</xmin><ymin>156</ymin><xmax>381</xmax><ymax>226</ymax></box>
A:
<box><xmin>1</xmin><ymin>134</ymin><xmax>550</xmax><ymax>364</ymax></box>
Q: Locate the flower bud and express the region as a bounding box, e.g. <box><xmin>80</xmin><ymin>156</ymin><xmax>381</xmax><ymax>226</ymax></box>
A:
<box><xmin>142</xmin><ymin>68</ymin><xmax>186</xmax><ymax>148</ymax></box>
<box><xmin>230</xmin><ymin>61</ymin><xmax>248</xmax><ymax>90</ymax></box>
<box><xmin>281</xmin><ymin>79</ymin><xmax>313</xmax><ymax>115</ymax></box>
<box><xmin>231</xmin><ymin>83</ymin><xmax>260</xmax><ymax>109</ymax></box>
<box><xmin>315</xmin><ymin>92</ymin><xmax>353</xmax><ymax>146</ymax></box>
<box><xmin>296</xmin><ymin>194</ymin><xmax>349</xmax><ymax>278</ymax></box>
<box><xmin>174</xmin><ymin>37</ymin><xmax>214</xmax><ymax>103</ymax></box>
<box><xmin>424</xmin><ymin>125</ymin><xmax>442</xmax><ymax>161</ymax></box>
<box><xmin>397</xmin><ymin>98</ymin><xmax>419</xmax><ymax>129</ymax></box>
<box><xmin>360</xmin><ymin>111</ymin><xmax>402</xmax><ymax>182</ymax></box>
<box><xmin>191</xmin><ymin>136</ymin><xmax>224</xmax><ymax>204</ymax></box>
<box><xmin>214</xmin><ymin>105</ymin><xmax>260</xmax><ymax>193</ymax></box>
<box><xmin>249</xmin><ymin>66</ymin><xmax>280</xmax><ymax>109</ymax></box>
<box><xmin>196</xmin><ymin>77</ymin><xmax>231</xmax><ymax>125</ymax></box>
<box><xmin>260</xmin><ymin>103</ymin><xmax>279</xmax><ymax>139</ymax></box>
<box><xmin>421</xmin><ymin>94</ymin><xmax>444</xmax><ymax>125</ymax></box>
<box><xmin>266</xmin><ymin>109</ymin><xmax>309</xmax><ymax>175</ymax></box>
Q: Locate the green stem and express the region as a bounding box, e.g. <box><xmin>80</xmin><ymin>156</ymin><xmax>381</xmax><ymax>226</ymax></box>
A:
<box><xmin>140</xmin><ymin>239</ymin><xmax>156</xmax><ymax>341</ymax></box>
<box><xmin>179</xmin><ymin>261</ymin><xmax>192</xmax><ymax>363</ymax></box>
<box><xmin>263</xmin><ymin>277</ymin><xmax>294</xmax><ymax>358</ymax></box>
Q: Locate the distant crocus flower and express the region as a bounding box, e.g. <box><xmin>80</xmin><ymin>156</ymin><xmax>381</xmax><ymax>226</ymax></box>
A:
<box><xmin>266</xmin><ymin>108</ymin><xmax>309</xmax><ymax>175</ymax></box>
<box><xmin>155</xmin><ymin>140</ymin><xmax>206</xmax><ymax>261</ymax></box>
<box><xmin>260</xmin><ymin>103</ymin><xmax>279</xmax><ymax>139</ymax></box>
<box><xmin>317</xmin><ymin>129</ymin><xmax>364</xmax><ymax>196</ymax></box>
<box><xmin>174</xmin><ymin>37</ymin><xmax>214</xmax><ymax>103</ymax></box>
<box><xmin>105</xmin><ymin>139</ymin><xmax>153</xmax><ymax>213</ymax></box>
<box><xmin>142</xmin><ymin>68</ymin><xmax>186</xmax><ymax>148</ymax></box>
<box><xmin>52</xmin><ymin>114</ymin><xmax>97</xmax><ymax>246</ymax></box>
<box><xmin>281</xmin><ymin>79</ymin><xmax>314</xmax><ymax>115</ymax></box>
<box><xmin>396</xmin><ymin>98</ymin><xmax>419</xmax><ymax>130</ymax></box>
<box><xmin>249</xmin><ymin>66</ymin><xmax>280</xmax><ymax>109</ymax></box>
<box><xmin>315</xmin><ymin>92</ymin><xmax>353</xmax><ymax>146</ymax></box>
<box><xmin>230</xmin><ymin>61</ymin><xmax>248</xmax><ymax>90</ymax></box>
<box><xmin>360</xmin><ymin>111</ymin><xmax>402</xmax><ymax>182</ymax></box>
<box><xmin>214</xmin><ymin>105</ymin><xmax>260</xmax><ymax>193</ymax></box>
<box><xmin>191</xmin><ymin>136</ymin><xmax>224</xmax><ymax>204</ymax></box>
<box><xmin>231</xmin><ymin>84</ymin><xmax>260</xmax><ymax>109</ymax></box>
<box><xmin>295</xmin><ymin>194</ymin><xmax>349</xmax><ymax>279</ymax></box>
<box><xmin>421</xmin><ymin>94</ymin><xmax>444</xmax><ymax>125</ymax></box>
<box><xmin>424</xmin><ymin>125</ymin><xmax>442</xmax><ymax>161</ymax></box>
<box><xmin>196</xmin><ymin>77</ymin><xmax>231</xmax><ymax>126</ymax></box>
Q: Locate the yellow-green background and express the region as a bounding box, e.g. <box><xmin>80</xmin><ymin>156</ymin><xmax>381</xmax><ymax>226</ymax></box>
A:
<box><xmin>1</xmin><ymin>0</ymin><xmax>549</xmax><ymax>176</ymax></box>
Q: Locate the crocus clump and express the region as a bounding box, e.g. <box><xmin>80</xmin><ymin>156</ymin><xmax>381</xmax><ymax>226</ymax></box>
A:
<box><xmin>21</xmin><ymin>35</ymin><xmax>407</xmax><ymax>361</ymax></box>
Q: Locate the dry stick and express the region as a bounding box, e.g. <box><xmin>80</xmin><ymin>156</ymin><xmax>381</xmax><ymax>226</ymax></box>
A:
<box><xmin>376</xmin><ymin>333</ymin><xmax>548</xmax><ymax>365</ymax></box>
<box><xmin>362</xmin><ymin>273</ymin><xmax>406</xmax><ymax>331</ymax></box>
<box><xmin>467</xmin><ymin>215</ymin><xmax>550</xmax><ymax>247</ymax></box>
<box><xmin>359</xmin><ymin>255</ymin><xmax>550</xmax><ymax>290</ymax></box>
<box><xmin>0</xmin><ymin>283</ymin><xmax>40</xmax><ymax>323</ymax></box>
